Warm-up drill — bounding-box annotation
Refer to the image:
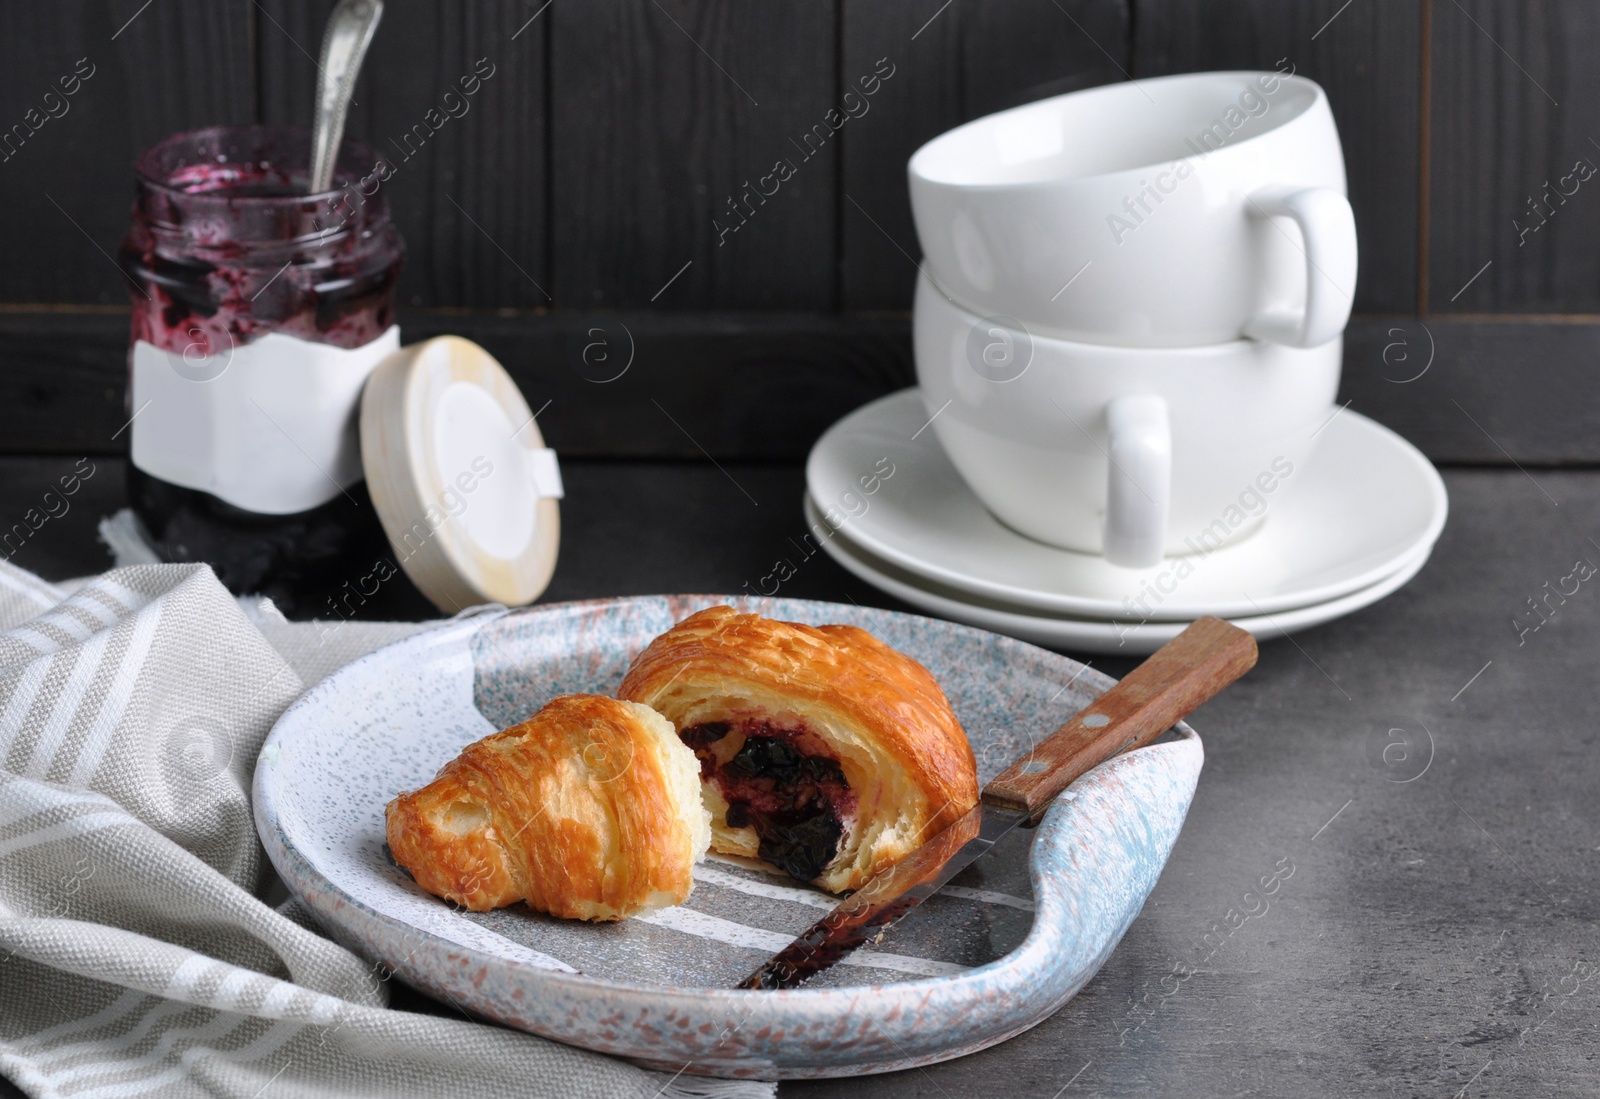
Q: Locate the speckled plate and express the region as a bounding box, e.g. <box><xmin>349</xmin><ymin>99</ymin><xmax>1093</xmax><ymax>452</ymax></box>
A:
<box><xmin>253</xmin><ymin>595</ymin><xmax>1205</xmax><ymax>1079</ymax></box>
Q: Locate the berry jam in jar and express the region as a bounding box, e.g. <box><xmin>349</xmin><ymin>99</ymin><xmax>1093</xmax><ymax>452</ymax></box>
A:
<box><xmin>119</xmin><ymin>125</ymin><xmax>403</xmax><ymax>617</ymax></box>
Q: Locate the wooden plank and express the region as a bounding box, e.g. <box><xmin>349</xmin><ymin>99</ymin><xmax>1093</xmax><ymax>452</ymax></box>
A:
<box><xmin>0</xmin><ymin>308</ymin><xmax>914</xmax><ymax>460</ymax></box>
<box><xmin>1429</xmin><ymin>0</ymin><xmax>1600</xmax><ymax>313</ymax></box>
<box><xmin>1132</xmin><ymin>0</ymin><xmax>1422</xmax><ymax>315</ymax></box>
<box><xmin>113</xmin><ymin>0</ymin><xmax>255</xmax><ymax>145</ymax></box>
<box><xmin>0</xmin><ymin>310</ymin><xmax>128</xmax><ymax>454</ymax></box>
<box><xmin>9</xmin><ymin>307</ymin><xmax>1600</xmax><ymax>465</ymax></box>
<box><xmin>252</xmin><ymin>0</ymin><xmax>335</xmax><ymax>128</ymax></box>
<box><xmin>839</xmin><ymin>0</ymin><xmax>1130</xmax><ymax>310</ymax></box>
<box><xmin>1337</xmin><ymin>315</ymin><xmax>1600</xmax><ymax>465</ymax></box>
<box><xmin>399</xmin><ymin>310</ymin><xmax>913</xmax><ymax>460</ymax></box>
<box><xmin>0</xmin><ymin>0</ymin><xmax>253</xmax><ymax>303</ymax></box>
<box><xmin>257</xmin><ymin>0</ymin><xmax>549</xmax><ymax>309</ymax></box>
<box><xmin>548</xmin><ymin>0</ymin><xmax>836</xmax><ymax>310</ymax></box>
<box><xmin>961</xmin><ymin>0</ymin><xmax>1130</xmax><ymax>120</ymax></box>
<box><xmin>838</xmin><ymin>0</ymin><xmax>964</xmax><ymax>311</ymax></box>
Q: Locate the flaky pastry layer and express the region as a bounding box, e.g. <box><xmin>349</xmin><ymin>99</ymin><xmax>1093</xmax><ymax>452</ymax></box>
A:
<box><xmin>617</xmin><ymin>605</ymin><xmax>978</xmax><ymax>892</ymax></box>
<box><xmin>386</xmin><ymin>693</ymin><xmax>710</xmax><ymax>920</ymax></box>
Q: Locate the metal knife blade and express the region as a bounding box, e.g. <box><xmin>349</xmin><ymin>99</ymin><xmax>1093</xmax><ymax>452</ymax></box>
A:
<box><xmin>735</xmin><ymin>800</ymin><xmax>1024</xmax><ymax>990</ymax></box>
<box><xmin>734</xmin><ymin>615</ymin><xmax>1259</xmax><ymax>991</ymax></box>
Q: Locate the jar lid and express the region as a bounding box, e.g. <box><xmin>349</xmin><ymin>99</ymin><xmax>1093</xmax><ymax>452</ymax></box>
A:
<box><xmin>360</xmin><ymin>336</ymin><xmax>562</xmax><ymax>612</ymax></box>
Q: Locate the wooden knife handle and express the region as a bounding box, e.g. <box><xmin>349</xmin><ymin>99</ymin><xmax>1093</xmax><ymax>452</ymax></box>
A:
<box><xmin>983</xmin><ymin>616</ymin><xmax>1257</xmax><ymax>814</ymax></box>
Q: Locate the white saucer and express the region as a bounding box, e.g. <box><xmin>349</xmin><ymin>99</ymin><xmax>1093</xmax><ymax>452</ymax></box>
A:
<box><xmin>808</xmin><ymin>495</ymin><xmax>1432</xmax><ymax>656</ymax></box>
<box><xmin>806</xmin><ymin>389</ymin><xmax>1447</xmax><ymax>621</ymax></box>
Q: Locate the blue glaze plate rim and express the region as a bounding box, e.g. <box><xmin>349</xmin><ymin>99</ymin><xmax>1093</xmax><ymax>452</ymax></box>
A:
<box><xmin>253</xmin><ymin>594</ymin><xmax>1205</xmax><ymax>1079</ymax></box>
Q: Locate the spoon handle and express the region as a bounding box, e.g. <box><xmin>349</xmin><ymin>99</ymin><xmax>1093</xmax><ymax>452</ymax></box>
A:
<box><xmin>309</xmin><ymin>0</ymin><xmax>385</xmax><ymax>194</ymax></box>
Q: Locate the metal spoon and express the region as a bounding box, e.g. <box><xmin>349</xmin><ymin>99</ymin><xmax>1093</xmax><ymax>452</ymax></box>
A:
<box><xmin>308</xmin><ymin>0</ymin><xmax>385</xmax><ymax>194</ymax></box>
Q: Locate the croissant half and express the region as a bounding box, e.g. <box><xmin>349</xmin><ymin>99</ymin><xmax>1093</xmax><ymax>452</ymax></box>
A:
<box><xmin>385</xmin><ymin>694</ymin><xmax>711</xmax><ymax>921</ymax></box>
<box><xmin>618</xmin><ymin>606</ymin><xmax>979</xmax><ymax>893</ymax></box>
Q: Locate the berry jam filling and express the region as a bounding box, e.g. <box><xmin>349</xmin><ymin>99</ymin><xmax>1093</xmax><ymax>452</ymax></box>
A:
<box><xmin>680</xmin><ymin>720</ymin><xmax>855</xmax><ymax>883</ymax></box>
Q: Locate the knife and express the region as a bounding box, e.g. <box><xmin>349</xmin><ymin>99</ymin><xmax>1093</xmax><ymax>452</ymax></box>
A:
<box><xmin>734</xmin><ymin>615</ymin><xmax>1258</xmax><ymax>990</ymax></box>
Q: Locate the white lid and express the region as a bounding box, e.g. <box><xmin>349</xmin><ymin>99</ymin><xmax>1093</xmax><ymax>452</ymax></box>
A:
<box><xmin>360</xmin><ymin>336</ymin><xmax>562</xmax><ymax>612</ymax></box>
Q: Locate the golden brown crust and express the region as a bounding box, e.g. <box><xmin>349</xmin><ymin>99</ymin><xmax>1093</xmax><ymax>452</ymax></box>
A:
<box><xmin>385</xmin><ymin>694</ymin><xmax>709</xmax><ymax>921</ymax></box>
<box><xmin>617</xmin><ymin>605</ymin><xmax>978</xmax><ymax>892</ymax></box>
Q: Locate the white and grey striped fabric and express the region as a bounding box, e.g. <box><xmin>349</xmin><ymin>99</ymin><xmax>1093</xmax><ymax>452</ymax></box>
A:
<box><xmin>0</xmin><ymin>560</ymin><xmax>771</xmax><ymax>1099</ymax></box>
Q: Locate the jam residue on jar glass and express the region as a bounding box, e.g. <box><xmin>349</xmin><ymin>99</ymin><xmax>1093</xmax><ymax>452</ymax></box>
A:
<box><xmin>121</xmin><ymin>123</ymin><xmax>402</xmax><ymax>356</ymax></box>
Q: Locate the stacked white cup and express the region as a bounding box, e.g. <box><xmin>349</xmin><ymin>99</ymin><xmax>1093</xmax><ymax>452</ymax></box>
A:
<box><xmin>908</xmin><ymin>70</ymin><xmax>1356</xmax><ymax>568</ymax></box>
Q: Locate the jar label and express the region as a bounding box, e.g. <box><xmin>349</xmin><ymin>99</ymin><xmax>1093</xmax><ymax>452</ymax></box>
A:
<box><xmin>129</xmin><ymin>327</ymin><xmax>402</xmax><ymax>515</ymax></box>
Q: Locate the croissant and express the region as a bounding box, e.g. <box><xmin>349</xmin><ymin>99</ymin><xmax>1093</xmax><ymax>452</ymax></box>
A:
<box><xmin>617</xmin><ymin>605</ymin><xmax>978</xmax><ymax>893</ymax></box>
<box><xmin>386</xmin><ymin>694</ymin><xmax>711</xmax><ymax>921</ymax></box>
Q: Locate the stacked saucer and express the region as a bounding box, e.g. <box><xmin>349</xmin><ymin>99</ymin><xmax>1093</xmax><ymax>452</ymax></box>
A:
<box><xmin>803</xmin><ymin>70</ymin><xmax>1447</xmax><ymax>653</ymax></box>
<box><xmin>804</xmin><ymin>389</ymin><xmax>1447</xmax><ymax>655</ymax></box>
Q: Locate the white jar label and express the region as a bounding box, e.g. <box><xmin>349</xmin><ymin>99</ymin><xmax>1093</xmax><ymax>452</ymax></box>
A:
<box><xmin>129</xmin><ymin>327</ymin><xmax>401</xmax><ymax>515</ymax></box>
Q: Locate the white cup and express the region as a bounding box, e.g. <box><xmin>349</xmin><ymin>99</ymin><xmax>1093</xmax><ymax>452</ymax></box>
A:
<box><xmin>913</xmin><ymin>272</ymin><xmax>1340</xmax><ymax>567</ymax></box>
<box><xmin>908</xmin><ymin>70</ymin><xmax>1357</xmax><ymax>348</ymax></box>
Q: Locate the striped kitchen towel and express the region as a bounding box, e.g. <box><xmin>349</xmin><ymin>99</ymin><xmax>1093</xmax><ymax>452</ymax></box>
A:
<box><xmin>0</xmin><ymin>560</ymin><xmax>770</xmax><ymax>1099</ymax></box>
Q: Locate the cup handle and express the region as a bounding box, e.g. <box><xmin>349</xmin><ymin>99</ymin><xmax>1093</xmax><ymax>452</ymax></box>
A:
<box><xmin>1243</xmin><ymin>186</ymin><xmax>1357</xmax><ymax>349</ymax></box>
<box><xmin>1103</xmin><ymin>394</ymin><xmax>1170</xmax><ymax>568</ymax></box>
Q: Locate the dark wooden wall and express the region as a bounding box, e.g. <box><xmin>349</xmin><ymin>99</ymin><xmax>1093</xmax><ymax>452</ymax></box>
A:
<box><xmin>1</xmin><ymin>0</ymin><xmax>1594</xmax><ymax>464</ymax></box>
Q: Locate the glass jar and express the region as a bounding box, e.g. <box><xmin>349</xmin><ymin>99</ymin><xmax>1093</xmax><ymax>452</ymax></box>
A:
<box><xmin>119</xmin><ymin>124</ymin><xmax>404</xmax><ymax>617</ymax></box>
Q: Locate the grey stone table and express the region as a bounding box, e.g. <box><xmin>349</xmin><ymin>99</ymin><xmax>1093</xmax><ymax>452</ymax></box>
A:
<box><xmin>4</xmin><ymin>458</ymin><xmax>1596</xmax><ymax>1097</ymax></box>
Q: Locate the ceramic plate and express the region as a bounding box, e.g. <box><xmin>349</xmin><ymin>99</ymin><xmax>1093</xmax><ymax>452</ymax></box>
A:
<box><xmin>806</xmin><ymin>389</ymin><xmax>1448</xmax><ymax>620</ymax></box>
<box><xmin>810</xmin><ymin>496</ymin><xmax>1433</xmax><ymax>655</ymax></box>
<box><xmin>254</xmin><ymin>595</ymin><xmax>1204</xmax><ymax>1079</ymax></box>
